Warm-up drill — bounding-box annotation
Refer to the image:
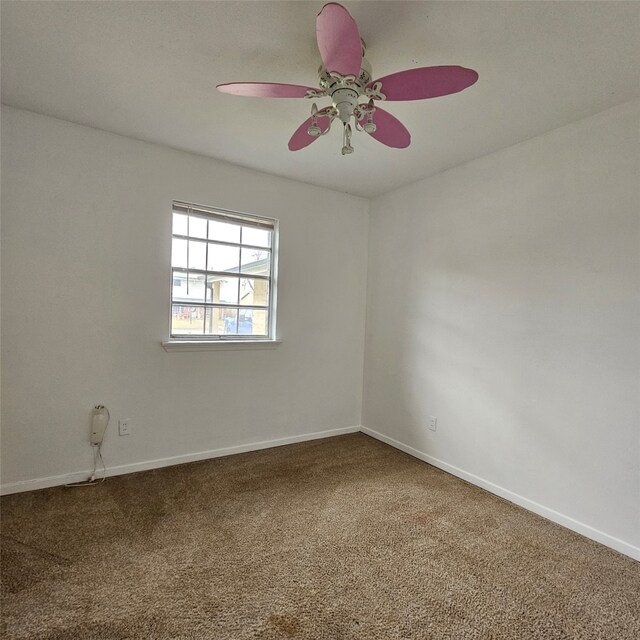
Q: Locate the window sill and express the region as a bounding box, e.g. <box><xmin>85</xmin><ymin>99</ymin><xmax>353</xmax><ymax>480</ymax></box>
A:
<box><xmin>161</xmin><ymin>340</ymin><xmax>281</xmax><ymax>352</ymax></box>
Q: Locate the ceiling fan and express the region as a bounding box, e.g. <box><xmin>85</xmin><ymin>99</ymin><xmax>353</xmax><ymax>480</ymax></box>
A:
<box><xmin>217</xmin><ymin>2</ymin><xmax>478</xmax><ymax>155</ymax></box>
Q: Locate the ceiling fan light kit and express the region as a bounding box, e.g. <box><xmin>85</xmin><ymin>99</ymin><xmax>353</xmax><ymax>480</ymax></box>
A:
<box><xmin>217</xmin><ymin>2</ymin><xmax>478</xmax><ymax>155</ymax></box>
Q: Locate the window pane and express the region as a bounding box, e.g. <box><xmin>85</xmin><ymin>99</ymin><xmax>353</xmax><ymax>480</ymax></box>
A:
<box><xmin>240</xmin><ymin>278</ymin><xmax>269</xmax><ymax>306</ymax></box>
<box><xmin>236</xmin><ymin>308</ymin><xmax>268</xmax><ymax>336</ymax></box>
<box><xmin>208</xmin><ymin>243</ymin><xmax>240</xmax><ymax>273</ymax></box>
<box><xmin>188</xmin><ymin>240</ymin><xmax>207</xmax><ymax>270</ymax></box>
<box><xmin>251</xmin><ymin>309</ymin><xmax>269</xmax><ymax>335</ymax></box>
<box><xmin>172</xmin><ymin>305</ymin><xmax>205</xmax><ymax>335</ymax></box>
<box><xmin>240</xmin><ymin>248</ymin><xmax>270</xmax><ymax>276</ymax></box>
<box><xmin>209</xmin><ymin>219</ymin><xmax>240</xmax><ymax>243</ymax></box>
<box><xmin>172</xmin><ymin>271</ymin><xmax>206</xmax><ymax>303</ymax></box>
<box><xmin>172</xmin><ymin>238</ymin><xmax>188</xmax><ymax>268</ymax></box>
<box><xmin>242</xmin><ymin>226</ymin><xmax>271</xmax><ymax>248</ymax></box>
<box><xmin>206</xmin><ymin>275</ymin><xmax>239</xmax><ymax>304</ymax></box>
<box><xmin>188</xmin><ymin>216</ymin><xmax>208</xmax><ymax>239</ymax></box>
<box><xmin>173</xmin><ymin>213</ymin><xmax>188</xmax><ymax>236</ymax></box>
<box><xmin>204</xmin><ymin>307</ymin><xmax>238</xmax><ymax>335</ymax></box>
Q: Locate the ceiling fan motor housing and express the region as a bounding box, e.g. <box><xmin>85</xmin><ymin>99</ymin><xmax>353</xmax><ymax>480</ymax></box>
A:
<box><xmin>317</xmin><ymin>53</ymin><xmax>373</xmax><ymax>125</ymax></box>
<box><xmin>332</xmin><ymin>87</ymin><xmax>359</xmax><ymax>123</ymax></box>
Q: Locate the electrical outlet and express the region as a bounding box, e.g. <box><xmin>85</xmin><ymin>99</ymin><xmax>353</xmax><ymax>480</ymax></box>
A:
<box><xmin>119</xmin><ymin>418</ymin><xmax>132</xmax><ymax>436</ymax></box>
<box><xmin>429</xmin><ymin>416</ymin><xmax>437</xmax><ymax>432</ymax></box>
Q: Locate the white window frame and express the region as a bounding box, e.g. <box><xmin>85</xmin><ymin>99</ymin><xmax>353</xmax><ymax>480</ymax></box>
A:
<box><xmin>165</xmin><ymin>200</ymin><xmax>279</xmax><ymax>348</ymax></box>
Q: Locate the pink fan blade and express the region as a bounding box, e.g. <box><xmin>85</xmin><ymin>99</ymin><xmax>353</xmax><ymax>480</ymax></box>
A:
<box><xmin>288</xmin><ymin>115</ymin><xmax>331</xmax><ymax>151</ymax></box>
<box><xmin>316</xmin><ymin>3</ymin><xmax>362</xmax><ymax>77</ymax></box>
<box><xmin>217</xmin><ymin>82</ymin><xmax>317</xmax><ymax>98</ymax></box>
<box><xmin>370</xmin><ymin>66</ymin><xmax>478</xmax><ymax>101</ymax></box>
<box><xmin>360</xmin><ymin>107</ymin><xmax>411</xmax><ymax>148</ymax></box>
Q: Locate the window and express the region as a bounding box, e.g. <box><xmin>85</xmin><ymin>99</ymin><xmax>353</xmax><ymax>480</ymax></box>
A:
<box><xmin>170</xmin><ymin>201</ymin><xmax>277</xmax><ymax>340</ymax></box>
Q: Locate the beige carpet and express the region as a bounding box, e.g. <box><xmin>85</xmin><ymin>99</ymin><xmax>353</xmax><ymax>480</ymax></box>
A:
<box><xmin>1</xmin><ymin>433</ymin><xmax>638</xmax><ymax>639</ymax></box>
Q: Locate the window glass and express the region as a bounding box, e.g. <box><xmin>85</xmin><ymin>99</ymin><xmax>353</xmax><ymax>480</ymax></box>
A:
<box><xmin>209</xmin><ymin>220</ymin><xmax>240</xmax><ymax>243</ymax></box>
<box><xmin>173</xmin><ymin>271</ymin><xmax>206</xmax><ymax>303</ymax></box>
<box><xmin>171</xmin><ymin>305</ymin><xmax>205</xmax><ymax>335</ymax></box>
<box><xmin>240</xmin><ymin>248</ymin><xmax>270</xmax><ymax>276</ymax></box>
<box><xmin>242</xmin><ymin>226</ymin><xmax>271</xmax><ymax>248</ymax></box>
<box><xmin>208</xmin><ymin>244</ymin><xmax>240</xmax><ymax>273</ymax></box>
<box><xmin>240</xmin><ymin>278</ymin><xmax>269</xmax><ymax>306</ymax></box>
<box><xmin>188</xmin><ymin>240</ymin><xmax>207</xmax><ymax>270</ymax></box>
<box><xmin>206</xmin><ymin>275</ymin><xmax>239</xmax><ymax>304</ymax></box>
<box><xmin>188</xmin><ymin>216</ymin><xmax>208</xmax><ymax>239</ymax></box>
<box><xmin>173</xmin><ymin>213</ymin><xmax>188</xmax><ymax>236</ymax></box>
<box><xmin>204</xmin><ymin>308</ymin><xmax>238</xmax><ymax>335</ymax></box>
<box><xmin>172</xmin><ymin>238</ymin><xmax>188</xmax><ymax>268</ymax></box>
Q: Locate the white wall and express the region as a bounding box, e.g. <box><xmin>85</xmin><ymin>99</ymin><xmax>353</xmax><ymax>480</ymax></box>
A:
<box><xmin>363</xmin><ymin>101</ymin><xmax>640</xmax><ymax>557</ymax></box>
<box><xmin>1</xmin><ymin>106</ymin><xmax>368</xmax><ymax>489</ymax></box>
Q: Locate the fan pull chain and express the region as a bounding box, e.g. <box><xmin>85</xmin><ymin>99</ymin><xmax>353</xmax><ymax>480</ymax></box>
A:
<box><xmin>342</xmin><ymin>123</ymin><xmax>354</xmax><ymax>155</ymax></box>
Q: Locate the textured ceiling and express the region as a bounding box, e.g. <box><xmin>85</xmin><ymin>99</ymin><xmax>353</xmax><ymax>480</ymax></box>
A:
<box><xmin>2</xmin><ymin>1</ymin><xmax>639</xmax><ymax>197</ymax></box>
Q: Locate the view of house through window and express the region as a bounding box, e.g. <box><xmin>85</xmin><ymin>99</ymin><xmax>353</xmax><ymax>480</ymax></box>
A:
<box><xmin>170</xmin><ymin>202</ymin><xmax>277</xmax><ymax>339</ymax></box>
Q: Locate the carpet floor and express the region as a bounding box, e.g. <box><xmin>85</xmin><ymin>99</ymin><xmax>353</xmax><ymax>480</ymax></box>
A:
<box><xmin>1</xmin><ymin>433</ymin><xmax>639</xmax><ymax>639</ymax></box>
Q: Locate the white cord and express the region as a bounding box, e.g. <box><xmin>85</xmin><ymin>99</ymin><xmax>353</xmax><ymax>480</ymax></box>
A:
<box><xmin>97</xmin><ymin>443</ymin><xmax>106</xmax><ymax>482</ymax></box>
<box><xmin>65</xmin><ymin>444</ymin><xmax>106</xmax><ymax>487</ymax></box>
<box><xmin>65</xmin><ymin>407</ymin><xmax>109</xmax><ymax>488</ymax></box>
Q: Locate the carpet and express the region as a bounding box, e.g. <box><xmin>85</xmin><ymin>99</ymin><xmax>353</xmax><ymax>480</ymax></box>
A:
<box><xmin>1</xmin><ymin>433</ymin><xmax>639</xmax><ymax>639</ymax></box>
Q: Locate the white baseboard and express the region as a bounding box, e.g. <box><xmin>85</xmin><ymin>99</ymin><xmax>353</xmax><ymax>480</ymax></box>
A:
<box><xmin>361</xmin><ymin>426</ymin><xmax>640</xmax><ymax>562</ymax></box>
<box><xmin>0</xmin><ymin>425</ymin><xmax>360</xmax><ymax>496</ymax></box>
